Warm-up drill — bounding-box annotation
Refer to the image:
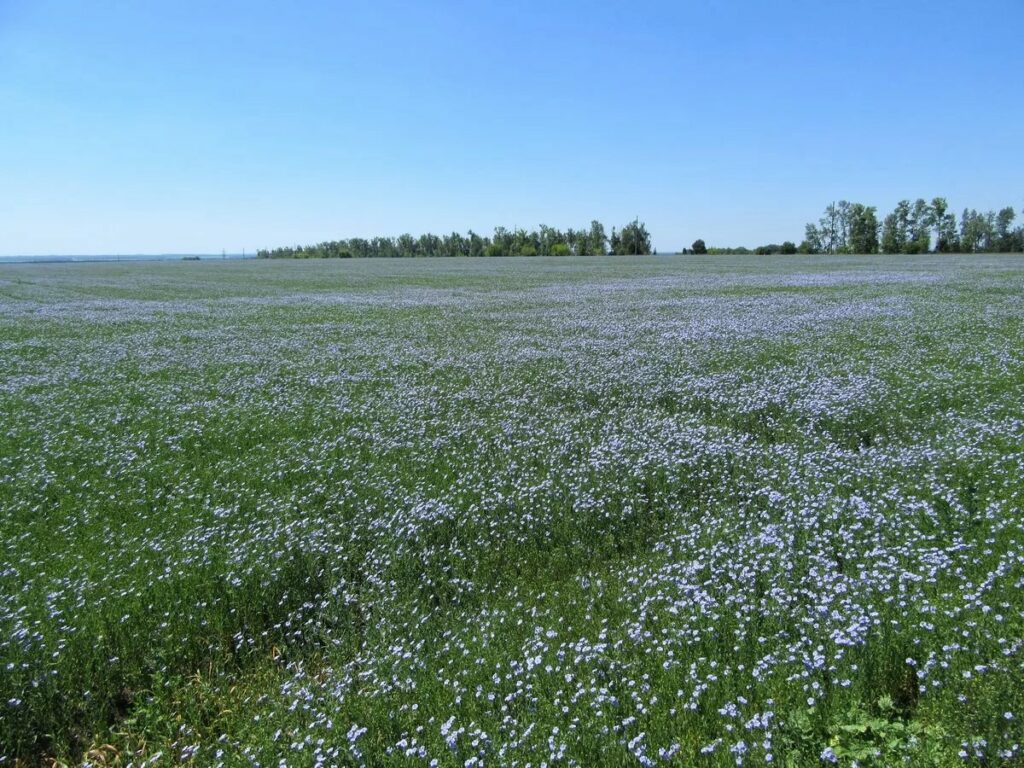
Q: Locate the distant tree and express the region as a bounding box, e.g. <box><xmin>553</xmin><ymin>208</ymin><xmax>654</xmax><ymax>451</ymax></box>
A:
<box><xmin>396</xmin><ymin>233</ymin><xmax>417</xmax><ymax>258</ymax></box>
<box><xmin>930</xmin><ymin>198</ymin><xmax>958</xmax><ymax>252</ymax></box>
<box><xmin>586</xmin><ymin>220</ymin><xmax>608</xmax><ymax>255</ymax></box>
<box><xmin>491</xmin><ymin>227</ymin><xmax>513</xmax><ymax>256</ymax></box>
<box><xmin>417</xmin><ymin>233</ymin><xmax>442</xmax><ymax>257</ymax></box>
<box><xmin>467</xmin><ymin>230</ymin><xmax>486</xmax><ymax>258</ymax></box>
<box><xmin>881</xmin><ymin>200</ymin><xmax>911</xmax><ymax>254</ymax></box>
<box><xmin>835</xmin><ymin>200</ymin><xmax>853</xmax><ymax>252</ymax></box>
<box><xmin>902</xmin><ymin>199</ymin><xmax>932</xmax><ymax>253</ymax></box>
<box><xmin>802</xmin><ymin>223</ymin><xmax>823</xmax><ymax>254</ymax></box>
<box><xmin>691</xmin><ymin>238</ymin><xmax>707</xmax><ymax>255</ymax></box>
<box><xmin>804</xmin><ymin>200</ymin><xmax>874</xmax><ymax>253</ymax></box>
<box><xmin>995</xmin><ymin>207</ymin><xmax>1017</xmax><ymax>252</ymax></box>
<box><xmin>848</xmin><ymin>204</ymin><xmax>879</xmax><ymax>254</ymax></box>
<box><xmin>960</xmin><ymin>209</ymin><xmax>993</xmax><ymax>253</ymax></box>
<box><xmin>537</xmin><ymin>224</ymin><xmax>568</xmax><ymax>256</ymax></box>
<box><xmin>564</xmin><ymin>228</ymin><xmax>579</xmax><ymax>255</ymax></box>
<box><xmin>614</xmin><ymin>219</ymin><xmax>652</xmax><ymax>255</ymax></box>
<box><xmin>369</xmin><ymin>236</ymin><xmax>395</xmax><ymax>258</ymax></box>
<box><xmin>511</xmin><ymin>228</ymin><xmax>538</xmax><ymax>256</ymax></box>
<box><xmin>820</xmin><ymin>203</ymin><xmax>840</xmax><ymax>254</ymax></box>
<box><xmin>880</xmin><ymin>213</ymin><xmax>900</xmax><ymax>254</ymax></box>
<box><xmin>756</xmin><ymin>243</ymin><xmax>797</xmax><ymax>255</ymax></box>
<box><xmin>347</xmin><ymin>238</ymin><xmax>369</xmax><ymax>259</ymax></box>
<box><xmin>807</xmin><ymin>202</ymin><xmax>858</xmax><ymax>253</ymax></box>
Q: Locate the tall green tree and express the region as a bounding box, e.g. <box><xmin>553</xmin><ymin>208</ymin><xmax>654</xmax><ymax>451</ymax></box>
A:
<box><xmin>881</xmin><ymin>201</ymin><xmax>911</xmax><ymax>254</ymax></box>
<box><xmin>490</xmin><ymin>227</ymin><xmax>513</xmax><ymax>257</ymax></box>
<box><xmin>467</xmin><ymin>230</ymin><xmax>486</xmax><ymax>258</ymax></box>
<box><xmin>614</xmin><ymin>219</ymin><xmax>652</xmax><ymax>255</ymax></box>
<box><xmin>587</xmin><ymin>220</ymin><xmax>608</xmax><ymax>255</ymax></box>
<box><xmin>801</xmin><ymin>223</ymin><xmax>823</xmax><ymax>254</ymax></box>
<box><xmin>930</xmin><ymin>198</ymin><xmax>958</xmax><ymax>252</ymax></box>
<box><xmin>995</xmin><ymin>207</ymin><xmax>1017</xmax><ymax>252</ymax></box>
<box><xmin>904</xmin><ymin>199</ymin><xmax>932</xmax><ymax>253</ymax></box>
<box><xmin>511</xmin><ymin>228</ymin><xmax>537</xmax><ymax>256</ymax></box>
<box><xmin>848</xmin><ymin>204</ymin><xmax>879</xmax><ymax>254</ymax></box>
<box><xmin>345</xmin><ymin>238</ymin><xmax>366</xmax><ymax>258</ymax></box>
<box><xmin>836</xmin><ymin>200</ymin><xmax>853</xmax><ymax>252</ymax></box>
<box><xmin>417</xmin><ymin>233</ymin><xmax>442</xmax><ymax>257</ymax></box>
<box><xmin>396</xmin><ymin>233</ymin><xmax>417</xmax><ymax>257</ymax></box>
<box><xmin>537</xmin><ymin>225</ymin><xmax>566</xmax><ymax>256</ymax></box>
<box><xmin>441</xmin><ymin>232</ymin><xmax>466</xmax><ymax>257</ymax></box>
<box><xmin>819</xmin><ymin>203</ymin><xmax>840</xmax><ymax>254</ymax></box>
<box><xmin>960</xmin><ymin>209</ymin><xmax>992</xmax><ymax>253</ymax></box>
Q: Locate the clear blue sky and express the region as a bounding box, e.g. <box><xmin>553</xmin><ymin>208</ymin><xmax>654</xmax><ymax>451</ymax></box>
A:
<box><xmin>1</xmin><ymin>0</ymin><xmax>1022</xmax><ymax>255</ymax></box>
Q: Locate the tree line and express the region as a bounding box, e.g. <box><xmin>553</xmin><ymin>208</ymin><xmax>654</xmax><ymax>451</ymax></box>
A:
<box><xmin>685</xmin><ymin>199</ymin><xmax>1023</xmax><ymax>255</ymax></box>
<box><xmin>257</xmin><ymin>219</ymin><xmax>653</xmax><ymax>259</ymax></box>
<box><xmin>260</xmin><ymin>199</ymin><xmax>1023</xmax><ymax>259</ymax></box>
<box><xmin>684</xmin><ymin>239</ymin><xmax>799</xmax><ymax>256</ymax></box>
<box><xmin>799</xmin><ymin>198</ymin><xmax>1023</xmax><ymax>254</ymax></box>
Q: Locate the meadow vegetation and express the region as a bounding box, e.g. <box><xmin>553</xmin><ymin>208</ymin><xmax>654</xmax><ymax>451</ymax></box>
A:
<box><xmin>1</xmin><ymin>255</ymin><xmax>1022</xmax><ymax>766</ymax></box>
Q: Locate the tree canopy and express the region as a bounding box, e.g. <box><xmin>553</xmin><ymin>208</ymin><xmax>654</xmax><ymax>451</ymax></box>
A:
<box><xmin>610</xmin><ymin>219</ymin><xmax>653</xmax><ymax>256</ymax></box>
<box><xmin>801</xmin><ymin>198</ymin><xmax>1022</xmax><ymax>255</ymax></box>
<box><xmin>258</xmin><ymin>219</ymin><xmax>643</xmax><ymax>259</ymax></box>
<box><xmin>258</xmin><ymin>200</ymin><xmax>1024</xmax><ymax>259</ymax></box>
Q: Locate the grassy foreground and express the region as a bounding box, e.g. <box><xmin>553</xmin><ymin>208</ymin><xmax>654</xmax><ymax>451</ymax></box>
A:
<box><xmin>1</xmin><ymin>255</ymin><xmax>1022</xmax><ymax>766</ymax></box>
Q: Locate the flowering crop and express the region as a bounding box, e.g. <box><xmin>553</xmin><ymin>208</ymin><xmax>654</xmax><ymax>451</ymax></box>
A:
<box><xmin>1</xmin><ymin>255</ymin><xmax>1022</xmax><ymax>766</ymax></box>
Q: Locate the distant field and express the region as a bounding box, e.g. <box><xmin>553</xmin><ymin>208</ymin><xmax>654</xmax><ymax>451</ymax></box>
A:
<box><xmin>1</xmin><ymin>255</ymin><xmax>1022</xmax><ymax>766</ymax></box>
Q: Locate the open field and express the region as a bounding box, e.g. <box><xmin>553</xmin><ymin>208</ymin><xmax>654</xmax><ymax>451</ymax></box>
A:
<box><xmin>1</xmin><ymin>255</ymin><xmax>1023</xmax><ymax>766</ymax></box>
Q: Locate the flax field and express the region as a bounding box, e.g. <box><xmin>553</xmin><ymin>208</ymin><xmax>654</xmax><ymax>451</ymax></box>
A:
<box><xmin>1</xmin><ymin>255</ymin><xmax>1022</xmax><ymax>766</ymax></box>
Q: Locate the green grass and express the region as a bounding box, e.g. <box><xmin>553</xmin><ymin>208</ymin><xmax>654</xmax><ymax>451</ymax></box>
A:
<box><xmin>1</xmin><ymin>255</ymin><xmax>1022</xmax><ymax>766</ymax></box>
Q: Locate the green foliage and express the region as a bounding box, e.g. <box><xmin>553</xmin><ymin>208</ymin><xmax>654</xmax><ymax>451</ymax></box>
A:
<box><xmin>808</xmin><ymin>197</ymin><xmax>1024</xmax><ymax>255</ymax></box>
<box><xmin>257</xmin><ymin>219</ymin><xmax>621</xmax><ymax>259</ymax></box>
<box><xmin>704</xmin><ymin>245</ymin><xmax>752</xmax><ymax>254</ymax></box>
<box><xmin>780</xmin><ymin>696</ymin><xmax>950</xmax><ymax>767</ymax></box>
<box><xmin>848</xmin><ymin>204</ymin><xmax>879</xmax><ymax>254</ymax></box>
<box><xmin>253</xmin><ymin>200</ymin><xmax>1024</xmax><ymax>261</ymax></box>
<box><xmin>612</xmin><ymin>219</ymin><xmax>652</xmax><ymax>255</ymax></box>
